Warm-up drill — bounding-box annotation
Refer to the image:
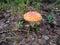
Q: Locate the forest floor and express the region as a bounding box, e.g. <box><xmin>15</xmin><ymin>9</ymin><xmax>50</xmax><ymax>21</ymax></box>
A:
<box><xmin>0</xmin><ymin>1</ymin><xmax>60</xmax><ymax>45</ymax></box>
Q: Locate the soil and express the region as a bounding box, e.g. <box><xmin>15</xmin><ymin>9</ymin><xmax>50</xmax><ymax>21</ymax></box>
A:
<box><xmin>0</xmin><ymin>2</ymin><xmax>60</xmax><ymax>45</ymax></box>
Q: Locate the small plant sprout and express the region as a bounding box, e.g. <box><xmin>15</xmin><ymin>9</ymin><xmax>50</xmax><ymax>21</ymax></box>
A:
<box><xmin>47</xmin><ymin>13</ymin><xmax>55</xmax><ymax>23</ymax></box>
<box><xmin>17</xmin><ymin>21</ymin><xmax>23</xmax><ymax>28</ymax></box>
<box><xmin>24</xmin><ymin>11</ymin><xmax>42</xmax><ymax>36</ymax></box>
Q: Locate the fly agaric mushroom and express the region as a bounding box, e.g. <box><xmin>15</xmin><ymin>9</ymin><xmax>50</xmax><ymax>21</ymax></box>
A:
<box><xmin>23</xmin><ymin>11</ymin><xmax>42</xmax><ymax>36</ymax></box>
<box><xmin>24</xmin><ymin>11</ymin><xmax>42</xmax><ymax>24</ymax></box>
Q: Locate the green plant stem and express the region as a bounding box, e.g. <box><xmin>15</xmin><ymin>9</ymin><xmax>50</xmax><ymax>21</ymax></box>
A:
<box><xmin>25</xmin><ymin>0</ymin><xmax>29</xmax><ymax>11</ymax></box>
<box><xmin>27</xmin><ymin>29</ymin><xmax>30</xmax><ymax>37</ymax></box>
<box><xmin>12</xmin><ymin>32</ymin><xmax>19</xmax><ymax>43</ymax></box>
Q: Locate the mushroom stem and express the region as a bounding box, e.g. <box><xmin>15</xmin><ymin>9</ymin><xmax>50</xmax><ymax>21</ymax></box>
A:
<box><xmin>30</xmin><ymin>22</ymin><xmax>35</xmax><ymax>27</ymax></box>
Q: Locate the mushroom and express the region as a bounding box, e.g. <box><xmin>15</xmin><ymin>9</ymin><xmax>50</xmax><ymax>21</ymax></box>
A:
<box><xmin>23</xmin><ymin>11</ymin><xmax>42</xmax><ymax>36</ymax></box>
<box><xmin>24</xmin><ymin>11</ymin><xmax>42</xmax><ymax>27</ymax></box>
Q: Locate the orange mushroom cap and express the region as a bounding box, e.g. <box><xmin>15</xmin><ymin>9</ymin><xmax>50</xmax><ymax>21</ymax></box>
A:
<box><xmin>24</xmin><ymin>11</ymin><xmax>42</xmax><ymax>22</ymax></box>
